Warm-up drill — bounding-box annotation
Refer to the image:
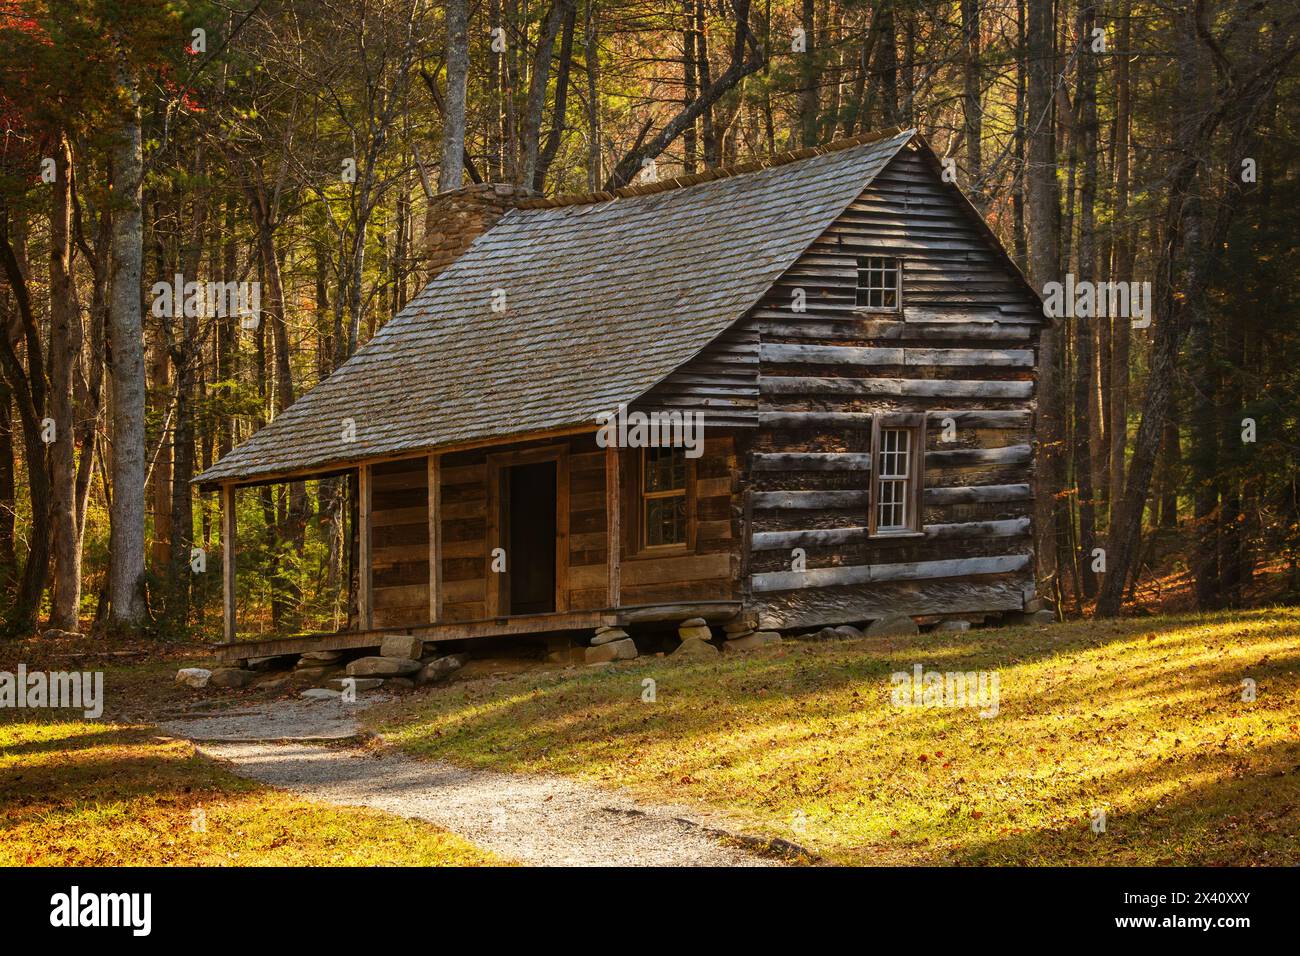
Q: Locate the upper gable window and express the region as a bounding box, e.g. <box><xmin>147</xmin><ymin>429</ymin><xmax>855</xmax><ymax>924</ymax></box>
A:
<box><xmin>856</xmin><ymin>256</ymin><xmax>901</xmax><ymax>310</ymax></box>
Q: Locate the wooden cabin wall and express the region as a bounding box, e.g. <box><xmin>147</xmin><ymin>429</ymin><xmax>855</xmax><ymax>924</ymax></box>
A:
<box><xmin>634</xmin><ymin>327</ymin><xmax>760</xmax><ymax>427</ymax></box>
<box><xmin>744</xmin><ymin>145</ymin><xmax>1041</xmax><ymax>629</ymax></box>
<box><xmin>615</xmin><ymin>432</ymin><xmax>741</xmax><ymax>606</ymax></box>
<box><xmin>434</xmin><ymin>431</ymin><xmax>743</xmax><ymax>620</ymax></box>
<box><xmin>369</xmin><ymin>457</ymin><xmax>431</xmax><ymax>627</ymax></box>
<box><xmin>566</xmin><ymin>442</ymin><xmax>611</xmax><ymax>610</ymax></box>
<box><xmin>438</xmin><ymin>453</ymin><xmax>489</xmax><ymax>621</ymax></box>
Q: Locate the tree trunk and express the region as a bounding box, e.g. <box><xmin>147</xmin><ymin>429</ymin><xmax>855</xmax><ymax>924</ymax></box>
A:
<box><xmin>875</xmin><ymin>1</ymin><xmax>899</xmax><ymax>125</ymax></box>
<box><xmin>961</xmin><ymin>0</ymin><xmax>982</xmax><ymax>204</ymax></box>
<box><xmin>520</xmin><ymin>0</ymin><xmax>572</xmax><ymax>189</ymax></box>
<box><xmin>584</xmin><ymin>0</ymin><xmax>601</xmax><ymax>189</ymax></box>
<box><xmin>0</xmin><ymin>209</ymin><xmax>54</xmax><ymax>632</ymax></box>
<box><xmin>798</xmin><ymin>0</ymin><xmax>817</xmax><ymax>147</ymax></box>
<box><xmin>682</xmin><ymin>0</ymin><xmax>698</xmax><ymax>174</ymax></box>
<box><xmin>535</xmin><ymin>2</ymin><xmax>577</xmax><ymax>190</ymax></box>
<box><xmin>606</xmin><ymin>0</ymin><xmax>762</xmax><ymax>189</ymax></box>
<box><xmin>1108</xmin><ymin>0</ymin><xmax>1133</xmax><ymax>524</ymax></box>
<box><xmin>1074</xmin><ymin>1</ymin><xmax>1099</xmax><ymax>600</ymax></box>
<box><xmin>107</xmin><ymin>67</ymin><xmax>147</xmax><ymax>628</ymax></box>
<box><xmin>1011</xmin><ymin>0</ymin><xmax>1027</xmax><ymax>267</ymax></box>
<box><xmin>696</xmin><ymin>0</ymin><xmax>719</xmax><ymax>167</ymax></box>
<box><xmin>0</xmin><ymin>381</ymin><xmax>15</xmax><ymax>588</ymax></box>
<box><xmin>49</xmin><ymin>133</ymin><xmax>83</xmax><ymax>631</ymax></box>
<box><xmin>1026</xmin><ymin>0</ymin><xmax>1062</xmax><ymax>608</ymax></box>
<box><xmin>167</xmin><ymin>157</ymin><xmax>209</xmax><ymax>624</ymax></box>
<box><xmin>439</xmin><ymin>0</ymin><xmax>470</xmax><ymax>192</ymax></box>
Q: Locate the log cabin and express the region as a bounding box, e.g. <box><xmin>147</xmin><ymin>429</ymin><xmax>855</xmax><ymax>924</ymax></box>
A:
<box><xmin>195</xmin><ymin>127</ymin><xmax>1046</xmax><ymax>663</ymax></box>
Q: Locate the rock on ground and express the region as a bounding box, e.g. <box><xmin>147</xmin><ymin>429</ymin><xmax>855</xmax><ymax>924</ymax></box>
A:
<box><xmin>586</xmin><ymin>638</ymin><xmax>637</xmax><ymax>664</ymax></box>
<box><xmin>290</xmin><ymin>666</ymin><xmax>343</xmax><ymax>683</ymax></box>
<box><xmin>935</xmin><ymin>619</ymin><xmax>971</xmax><ymax>633</ymax></box>
<box><xmin>175</xmin><ymin>667</ymin><xmax>212</xmax><ymax>689</ymax></box>
<box><xmin>673</xmin><ymin>637</ymin><xmax>719</xmax><ymax>658</ymax></box>
<box><xmin>418</xmin><ymin>654</ymin><xmax>467</xmax><ymax>685</ymax></box>
<box><xmin>866</xmin><ymin>614</ymin><xmax>919</xmax><ymax>636</ymax></box>
<box><xmin>347</xmin><ymin>656</ymin><xmax>421</xmax><ymax>677</ymax></box>
<box><xmin>723</xmin><ymin>617</ymin><xmax>757</xmax><ymax>635</ymax></box>
<box><xmin>301</xmin><ymin>650</ymin><xmax>344</xmax><ymax>663</ymax></box>
<box><xmin>590</xmin><ymin>627</ymin><xmax>629</xmax><ymax>646</ymax></box>
<box><xmin>160</xmin><ymin>696</ymin><xmax>383</xmax><ymax>742</ymax></box>
<box><xmin>723</xmin><ymin>631</ymin><xmax>781</xmax><ymax>652</ymax></box>
<box><xmin>328</xmin><ymin>677</ymin><xmax>384</xmax><ymax>692</ymax></box>
<box><xmin>209</xmin><ymin>667</ymin><xmax>256</xmax><ymax>689</ymax></box>
<box><xmin>381</xmin><ymin>635</ymin><xmax>425</xmax><ymax>660</ymax></box>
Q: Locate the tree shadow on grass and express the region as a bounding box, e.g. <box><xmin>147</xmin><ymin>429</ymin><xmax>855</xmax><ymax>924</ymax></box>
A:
<box><xmin>0</xmin><ymin>730</ymin><xmax>251</xmax><ymax>813</ymax></box>
<box><xmin>0</xmin><ymin>723</ymin><xmax>154</xmax><ymax>758</ymax></box>
<box><xmin>946</xmin><ymin>736</ymin><xmax>1300</xmax><ymax>866</ymax></box>
<box><xmin>385</xmin><ymin>610</ymin><xmax>1297</xmax><ymax>773</ymax></box>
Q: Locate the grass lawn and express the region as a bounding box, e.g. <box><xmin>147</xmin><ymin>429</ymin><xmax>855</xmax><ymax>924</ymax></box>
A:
<box><xmin>372</xmin><ymin>609</ymin><xmax>1300</xmax><ymax>865</ymax></box>
<box><xmin>0</xmin><ymin>649</ymin><xmax>501</xmax><ymax>866</ymax></box>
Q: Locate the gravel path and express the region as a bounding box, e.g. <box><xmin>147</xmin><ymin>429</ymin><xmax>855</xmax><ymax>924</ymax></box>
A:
<box><xmin>160</xmin><ymin>696</ymin><xmax>378</xmax><ymax>742</ymax></box>
<box><xmin>198</xmin><ymin>740</ymin><xmax>779</xmax><ymax>866</ymax></box>
<box><xmin>167</xmin><ymin>696</ymin><xmax>784</xmax><ymax>866</ymax></box>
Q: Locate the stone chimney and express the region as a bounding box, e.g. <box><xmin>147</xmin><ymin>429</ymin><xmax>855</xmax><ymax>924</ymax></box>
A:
<box><xmin>421</xmin><ymin>183</ymin><xmax>536</xmax><ymax>279</ymax></box>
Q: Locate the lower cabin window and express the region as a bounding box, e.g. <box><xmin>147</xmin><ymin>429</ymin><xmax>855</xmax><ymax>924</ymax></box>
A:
<box><xmin>642</xmin><ymin>446</ymin><xmax>688</xmax><ymax>547</ymax></box>
<box><xmin>871</xmin><ymin>417</ymin><xmax>924</xmax><ymax>535</ymax></box>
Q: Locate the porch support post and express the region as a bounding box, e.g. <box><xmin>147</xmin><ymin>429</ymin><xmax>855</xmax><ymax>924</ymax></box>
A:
<box><xmin>427</xmin><ymin>452</ymin><xmax>442</xmax><ymax>623</ymax></box>
<box><xmin>221</xmin><ymin>483</ymin><xmax>237</xmax><ymax>642</ymax></box>
<box><xmin>606</xmin><ymin>445</ymin><xmax>621</xmax><ymax>607</ymax></box>
<box><xmin>358</xmin><ymin>464</ymin><xmax>373</xmax><ymax>630</ymax></box>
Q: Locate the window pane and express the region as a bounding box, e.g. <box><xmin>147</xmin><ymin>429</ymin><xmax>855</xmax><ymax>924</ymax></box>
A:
<box><xmin>856</xmin><ymin>256</ymin><xmax>900</xmax><ymax>309</ymax></box>
<box><xmin>877</xmin><ymin>478</ymin><xmax>907</xmax><ymax>531</ymax></box>
<box><xmin>646</xmin><ymin>495</ymin><xmax>686</xmax><ymax>546</ymax></box>
<box><xmin>644</xmin><ymin>447</ymin><xmax>686</xmax><ymax>493</ymax></box>
<box><xmin>879</xmin><ymin>428</ymin><xmax>910</xmax><ymax>479</ymax></box>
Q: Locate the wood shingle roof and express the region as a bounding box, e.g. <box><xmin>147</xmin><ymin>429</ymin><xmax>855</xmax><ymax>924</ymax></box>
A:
<box><xmin>196</xmin><ymin>128</ymin><xmax>918</xmax><ymax>485</ymax></box>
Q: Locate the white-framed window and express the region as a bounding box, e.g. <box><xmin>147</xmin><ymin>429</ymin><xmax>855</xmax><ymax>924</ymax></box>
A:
<box><xmin>855</xmin><ymin>255</ymin><xmax>901</xmax><ymax>310</ymax></box>
<box><xmin>876</xmin><ymin>429</ymin><xmax>912</xmax><ymax>531</ymax></box>
<box><xmin>870</xmin><ymin>414</ymin><xmax>924</xmax><ymax>535</ymax></box>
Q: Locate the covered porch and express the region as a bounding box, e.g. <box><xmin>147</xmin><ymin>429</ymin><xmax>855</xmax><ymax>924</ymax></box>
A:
<box><xmin>210</xmin><ymin>426</ymin><xmax>745</xmax><ymax>664</ymax></box>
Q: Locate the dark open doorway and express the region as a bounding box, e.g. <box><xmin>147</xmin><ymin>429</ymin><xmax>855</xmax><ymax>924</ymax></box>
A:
<box><xmin>504</xmin><ymin>460</ymin><xmax>557</xmax><ymax>614</ymax></box>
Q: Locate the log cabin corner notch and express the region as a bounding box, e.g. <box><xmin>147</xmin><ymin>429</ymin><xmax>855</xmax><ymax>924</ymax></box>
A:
<box><xmin>194</xmin><ymin>127</ymin><xmax>1046</xmax><ymax>659</ymax></box>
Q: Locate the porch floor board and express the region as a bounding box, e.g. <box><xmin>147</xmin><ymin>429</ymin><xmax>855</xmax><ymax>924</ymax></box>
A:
<box><xmin>212</xmin><ymin>601</ymin><xmax>743</xmax><ymax>663</ymax></box>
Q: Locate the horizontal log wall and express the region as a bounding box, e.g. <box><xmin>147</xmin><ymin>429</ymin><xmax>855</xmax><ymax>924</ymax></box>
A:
<box><xmin>745</xmin><ymin>144</ymin><xmax>1042</xmax><ymax>629</ymax></box>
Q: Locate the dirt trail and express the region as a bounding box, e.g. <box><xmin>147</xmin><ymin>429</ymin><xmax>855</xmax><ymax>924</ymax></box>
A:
<box><xmin>164</xmin><ymin>697</ymin><xmax>784</xmax><ymax>867</ymax></box>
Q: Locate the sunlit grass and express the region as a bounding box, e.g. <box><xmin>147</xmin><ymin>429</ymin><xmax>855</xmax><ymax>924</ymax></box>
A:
<box><xmin>373</xmin><ymin>609</ymin><xmax>1300</xmax><ymax>865</ymax></box>
<box><xmin>0</xmin><ymin>720</ymin><xmax>500</xmax><ymax>866</ymax></box>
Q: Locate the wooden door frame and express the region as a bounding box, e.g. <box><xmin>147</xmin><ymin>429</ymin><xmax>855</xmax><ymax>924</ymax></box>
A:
<box><xmin>485</xmin><ymin>445</ymin><xmax>570</xmax><ymax>619</ymax></box>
